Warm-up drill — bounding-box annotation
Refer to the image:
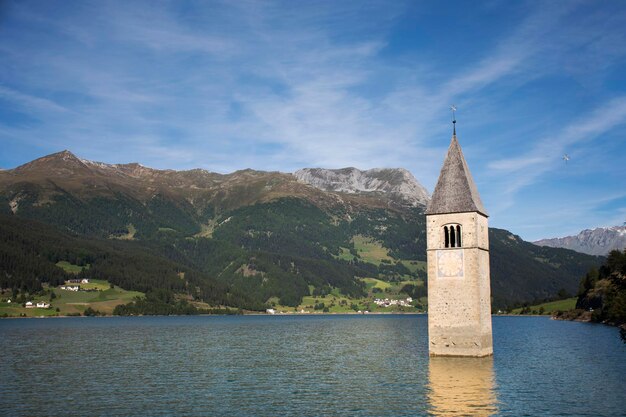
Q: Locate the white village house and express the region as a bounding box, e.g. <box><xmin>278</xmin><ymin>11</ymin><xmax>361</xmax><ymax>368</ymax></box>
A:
<box><xmin>25</xmin><ymin>301</ymin><xmax>51</xmax><ymax>308</ymax></box>
<box><xmin>374</xmin><ymin>297</ymin><xmax>413</xmax><ymax>308</ymax></box>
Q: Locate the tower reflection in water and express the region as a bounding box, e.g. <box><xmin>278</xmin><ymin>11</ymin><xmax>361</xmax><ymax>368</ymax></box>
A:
<box><xmin>427</xmin><ymin>356</ymin><xmax>498</xmax><ymax>416</ymax></box>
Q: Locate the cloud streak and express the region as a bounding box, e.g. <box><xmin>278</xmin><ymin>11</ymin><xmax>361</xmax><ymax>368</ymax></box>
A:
<box><xmin>0</xmin><ymin>86</ymin><xmax>69</xmax><ymax>114</ymax></box>
<box><xmin>1</xmin><ymin>0</ymin><xmax>625</xmax><ymax>239</ymax></box>
<box><xmin>489</xmin><ymin>96</ymin><xmax>626</xmax><ymax>181</ymax></box>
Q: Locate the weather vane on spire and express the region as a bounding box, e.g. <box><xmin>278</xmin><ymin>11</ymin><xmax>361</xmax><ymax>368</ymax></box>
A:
<box><xmin>450</xmin><ymin>105</ymin><xmax>457</xmax><ymax>135</ymax></box>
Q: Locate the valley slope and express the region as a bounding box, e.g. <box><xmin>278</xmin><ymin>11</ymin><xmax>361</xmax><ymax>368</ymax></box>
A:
<box><xmin>0</xmin><ymin>151</ymin><xmax>602</xmax><ymax>311</ymax></box>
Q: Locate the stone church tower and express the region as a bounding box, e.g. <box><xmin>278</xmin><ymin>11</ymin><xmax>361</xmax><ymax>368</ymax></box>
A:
<box><xmin>425</xmin><ymin>130</ymin><xmax>493</xmax><ymax>357</ymax></box>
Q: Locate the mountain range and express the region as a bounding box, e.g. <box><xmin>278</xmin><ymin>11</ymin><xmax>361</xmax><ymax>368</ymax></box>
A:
<box><xmin>534</xmin><ymin>226</ymin><xmax>626</xmax><ymax>256</ymax></box>
<box><xmin>0</xmin><ymin>150</ymin><xmax>603</xmax><ymax>310</ymax></box>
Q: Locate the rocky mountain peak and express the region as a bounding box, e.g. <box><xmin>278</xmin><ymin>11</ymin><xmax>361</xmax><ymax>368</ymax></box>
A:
<box><xmin>293</xmin><ymin>167</ymin><xmax>430</xmax><ymax>207</ymax></box>
<box><xmin>58</xmin><ymin>149</ymin><xmax>77</xmax><ymax>158</ymax></box>
<box><xmin>3</xmin><ymin>150</ymin><xmax>434</xmax><ymax>212</ymax></box>
<box><xmin>534</xmin><ymin>225</ymin><xmax>626</xmax><ymax>256</ymax></box>
<box><xmin>13</xmin><ymin>149</ymin><xmax>89</xmax><ymax>175</ymax></box>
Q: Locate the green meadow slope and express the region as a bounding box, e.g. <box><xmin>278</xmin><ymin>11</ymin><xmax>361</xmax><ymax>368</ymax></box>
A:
<box><xmin>0</xmin><ymin>151</ymin><xmax>603</xmax><ymax>313</ymax></box>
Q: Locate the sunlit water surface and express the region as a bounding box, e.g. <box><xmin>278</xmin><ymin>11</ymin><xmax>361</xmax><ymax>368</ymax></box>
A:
<box><xmin>1</xmin><ymin>315</ymin><xmax>624</xmax><ymax>416</ymax></box>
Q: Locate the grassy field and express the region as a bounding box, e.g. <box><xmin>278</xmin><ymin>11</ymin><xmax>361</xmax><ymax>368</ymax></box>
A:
<box><xmin>78</xmin><ymin>279</ymin><xmax>113</xmax><ymax>291</ymax></box>
<box><xmin>56</xmin><ymin>261</ymin><xmax>90</xmax><ymax>274</ymax></box>
<box><xmin>0</xmin><ymin>282</ymin><xmax>143</xmax><ymax>317</ymax></box>
<box><xmin>270</xmin><ymin>294</ymin><xmax>420</xmax><ymax>314</ymax></box>
<box><xmin>0</xmin><ymin>302</ymin><xmax>59</xmax><ymax>317</ymax></box>
<box><xmin>335</xmin><ymin>247</ymin><xmax>355</xmax><ymax>261</ymax></box>
<box><xmin>361</xmin><ymin>277</ymin><xmax>393</xmax><ymax>291</ymax></box>
<box><xmin>511</xmin><ymin>297</ymin><xmax>577</xmax><ymax>315</ymax></box>
<box><xmin>332</xmin><ymin>237</ymin><xmax>424</xmax><ymax>285</ymax></box>
<box><xmin>2</xmin><ymin>267</ymin><xmax>425</xmax><ymax>318</ymax></box>
<box><xmin>352</xmin><ymin>235</ymin><xmax>393</xmax><ymax>265</ymax></box>
<box><xmin>196</xmin><ymin>218</ymin><xmax>219</xmax><ymax>238</ymax></box>
<box><xmin>266</xmin><ymin>276</ymin><xmax>425</xmax><ymax>314</ymax></box>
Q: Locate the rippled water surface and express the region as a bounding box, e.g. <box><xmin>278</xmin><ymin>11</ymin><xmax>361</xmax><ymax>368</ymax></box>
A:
<box><xmin>1</xmin><ymin>315</ymin><xmax>624</xmax><ymax>416</ymax></box>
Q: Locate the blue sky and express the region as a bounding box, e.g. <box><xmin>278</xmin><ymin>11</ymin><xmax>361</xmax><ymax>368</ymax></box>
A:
<box><xmin>1</xmin><ymin>0</ymin><xmax>625</xmax><ymax>241</ymax></box>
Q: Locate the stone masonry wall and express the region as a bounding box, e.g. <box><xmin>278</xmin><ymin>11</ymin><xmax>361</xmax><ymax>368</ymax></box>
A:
<box><xmin>426</xmin><ymin>211</ymin><xmax>493</xmax><ymax>357</ymax></box>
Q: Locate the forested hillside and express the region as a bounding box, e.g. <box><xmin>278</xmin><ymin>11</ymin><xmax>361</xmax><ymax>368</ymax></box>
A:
<box><xmin>489</xmin><ymin>228</ymin><xmax>602</xmax><ymax>307</ymax></box>
<box><xmin>0</xmin><ymin>151</ymin><xmax>604</xmax><ymax>312</ymax></box>
<box><xmin>554</xmin><ymin>249</ymin><xmax>626</xmax><ymax>340</ymax></box>
<box><xmin>0</xmin><ymin>213</ymin><xmax>237</xmax><ymax>306</ymax></box>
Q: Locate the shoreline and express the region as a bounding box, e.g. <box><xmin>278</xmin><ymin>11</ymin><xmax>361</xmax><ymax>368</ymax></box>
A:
<box><xmin>1</xmin><ymin>311</ymin><xmax>428</xmax><ymax>319</ymax></box>
<box><xmin>2</xmin><ymin>312</ymin><xmax>567</xmax><ymax>319</ymax></box>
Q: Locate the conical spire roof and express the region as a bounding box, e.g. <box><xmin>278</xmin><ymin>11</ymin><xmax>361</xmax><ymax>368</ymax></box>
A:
<box><xmin>426</xmin><ymin>135</ymin><xmax>488</xmax><ymax>217</ymax></box>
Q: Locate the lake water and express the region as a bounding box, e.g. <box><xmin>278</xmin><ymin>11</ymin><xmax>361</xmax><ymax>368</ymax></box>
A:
<box><xmin>0</xmin><ymin>315</ymin><xmax>624</xmax><ymax>416</ymax></box>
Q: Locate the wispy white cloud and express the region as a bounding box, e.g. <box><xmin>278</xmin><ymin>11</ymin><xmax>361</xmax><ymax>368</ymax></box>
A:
<box><xmin>489</xmin><ymin>96</ymin><xmax>626</xmax><ymax>179</ymax></box>
<box><xmin>0</xmin><ymin>86</ymin><xmax>69</xmax><ymax>113</ymax></box>
<box><xmin>503</xmin><ymin>190</ymin><xmax>626</xmax><ymax>239</ymax></box>
<box><xmin>1</xmin><ymin>0</ymin><xmax>626</xmax><ymax>240</ymax></box>
<box><xmin>482</xmin><ymin>95</ymin><xmax>626</xmax><ymax>236</ymax></box>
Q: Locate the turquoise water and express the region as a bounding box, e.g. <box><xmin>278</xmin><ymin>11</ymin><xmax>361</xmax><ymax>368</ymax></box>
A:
<box><xmin>0</xmin><ymin>315</ymin><xmax>624</xmax><ymax>416</ymax></box>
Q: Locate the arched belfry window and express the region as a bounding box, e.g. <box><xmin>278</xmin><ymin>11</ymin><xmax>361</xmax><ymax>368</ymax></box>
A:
<box><xmin>443</xmin><ymin>224</ymin><xmax>462</xmax><ymax>248</ymax></box>
<box><xmin>450</xmin><ymin>226</ymin><xmax>456</xmax><ymax>247</ymax></box>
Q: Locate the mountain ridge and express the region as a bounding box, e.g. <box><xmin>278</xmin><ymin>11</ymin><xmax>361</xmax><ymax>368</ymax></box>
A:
<box><xmin>0</xmin><ymin>150</ymin><xmax>603</xmax><ymax>310</ymax></box>
<box><xmin>534</xmin><ymin>225</ymin><xmax>626</xmax><ymax>256</ymax></box>
<box><xmin>294</xmin><ymin>167</ymin><xmax>430</xmax><ymax>207</ymax></box>
<box><xmin>1</xmin><ymin>150</ymin><xmax>425</xmax><ymax>214</ymax></box>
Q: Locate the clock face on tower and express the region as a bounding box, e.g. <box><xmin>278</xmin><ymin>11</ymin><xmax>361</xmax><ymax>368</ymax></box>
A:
<box><xmin>436</xmin><ymin>250</ymin><xmax>464</xmax><ymax>278</ymax></box>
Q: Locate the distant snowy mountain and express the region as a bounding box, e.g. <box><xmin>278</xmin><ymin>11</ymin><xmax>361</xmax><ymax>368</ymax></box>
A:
<box><xmin>534</xmin><ymin>225</ymin><xmax>626</xmax><ymax>256</ymax></box>
<box><xmin>293</xmin><ymin>167</ymin><xmax>430</xmax><ymax>207</ymax></box>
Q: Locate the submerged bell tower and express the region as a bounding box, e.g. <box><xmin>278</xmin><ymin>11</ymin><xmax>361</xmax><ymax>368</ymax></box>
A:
<box><xmin>425</xmin><ymin>113</ymin><xmax>493</xmax><ymax>357</ymax></box>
